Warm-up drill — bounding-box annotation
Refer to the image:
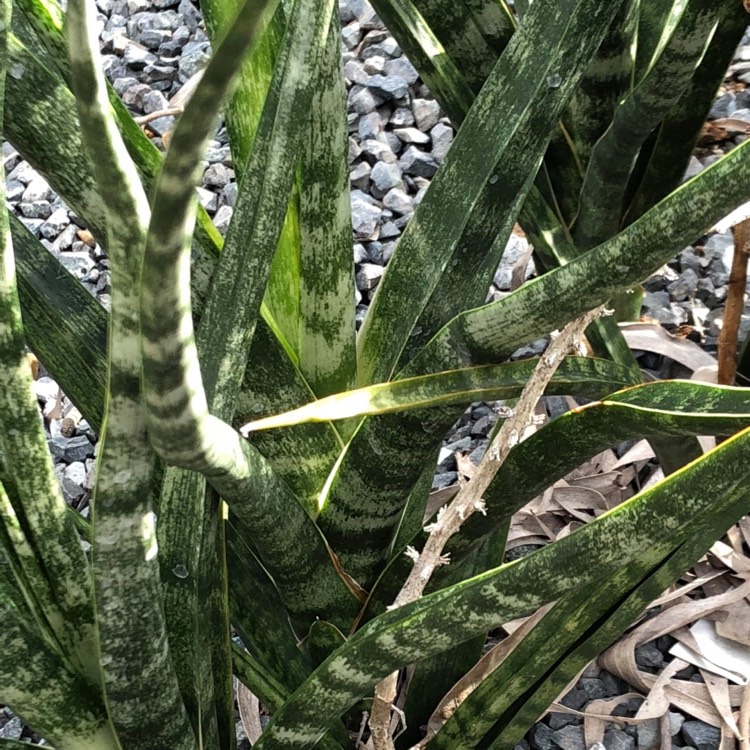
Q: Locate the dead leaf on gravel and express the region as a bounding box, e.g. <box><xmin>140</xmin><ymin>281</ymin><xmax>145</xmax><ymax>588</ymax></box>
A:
<box><xmin>600</xmin><ymin>579</ymin><xmax>750</xmax><ymax>736</ymax></box>
<box><xmin>620</xmin><ymin>322</ymin><xmax>717</xmax><ymax>372</ymax></box>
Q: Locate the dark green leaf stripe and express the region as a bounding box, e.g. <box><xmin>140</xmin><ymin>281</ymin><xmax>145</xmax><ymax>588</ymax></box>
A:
<box><xmin>447</xmin><ymin>380</ymin><xmax>750</xmax><ymax>563</ymax></box>
<box><xmin>317</xmin><ymin>0</ymin><xmax>623</xmax><ymax>587</ymax></box>
<box><xmin>235</xmin><ymin>321</ymin><xmax>343</xmax><ymax>511</ymax></box>
<box><xmin>67</xmin><ymin>0</ymin><xmax>195</xmax><ymax>744</ymax></box>
<box><xmin>634</xmin><ymin>0</ymin><xmax>682</xmax><ymax>83</ymax></box>
<box><xmin>242</xmin><ymin>357</ymin><xmax>639</xmax><ymax>431</ymax></box>
<box><xmin>356</xmin><ymin>0</ymin><xmax>621</xmax><ymax>386</ymax></box>
<box><xmin>573</xmin><ymin>0</ymin><xmax>721</xmax><ymax>248</ymax></box>
<box><xmin>461</xmin><ymin>0</ymin><xmax>515</xmax><ymax>56</ymax></box>
<box><xmin>544</xmin><ymin>0</ymin><xmax>637</xmax><ymax>225</ymax></box>
<box><xmin>140</xmin><ymin>0</ymin><xmax>280</xmax><ymax>459</ymax></box>
<box><xmin>255</xmin><ymin>427</ymin><xmax>750</xmax><ymax>749</ymax></box>
<box><xmin>139</xmin><ymin>0</ymin><xmax>358</xmax><ymax>631</ymax></box>
<box><xmin>298</xmin><ymin>11</ymin><xmax>357</xmax><ymax>398</ymax></box>
<box><xmin>202</xmin><ymin>1</ymin><xmax>306</xmax><ymax>363</ymax></box>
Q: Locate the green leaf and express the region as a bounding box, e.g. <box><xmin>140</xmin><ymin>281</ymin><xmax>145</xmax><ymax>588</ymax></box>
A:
<box><xmin>0</xmin><ymin>606</ymin><xmax>117</xmax><ymax>749</ymax></box>
<box><xmin>241</xmin><ymin>357</ymin><xmax>638</xmax><ymax>431</ymax></box>
<box><xmin>543</xmin><ymin>0</ymin><xmax>638</xmax><ymax>225</ymax></box>
<box><xmin>10</xmin><ymin>214</ymin><xmax>107</xmax><ymax>431</ymax></box>
<box><xmin>254</xmin><ymin>427</ymin><xmax>750</xmax><ymax>749</ymax></box>
<box><xmin>356</xmin><ymin>0</ymin><xmax>622</xmax><ymax>386</ymax></box>
<box><xmin>298</xmin><ymin>12</ymin><xmax>357</xmax><ymax>397</ymax></box>
<box><xmin>410</xmin><ymin>0</ymin><xmax>504</xmax><ymax>92</ymax></box>
<box><xmin>314</xmin><ymin>355</ymin><xmax>636</xmax><ymax>589</ymax></box>
<box><xmin>464</xmin><ymin>492</ymin><xmax>748</xmax><ymax>750</ymax></box>
<box><xmin>0</xmin><ymin>42</ymin><xmax>97</xmax><ymax>693</ymax></box>
<box><xmin>67</xmin><ymin>0</ymin><xmax>195</xmax><ymax>741</ymax></box>
<box><xmin>573</xmin><ymin>0</ymin><xmax>721</xmax><ymax>248</ymax></box>
<box><xmin>624</xmin><ymin>0</ymin><xmax>748</xmax><ymax>223</ymax></box>
<box><xmin>367</xmin><ymin>0</ymin><xmax>475</xmax><ymax>125</ymax></box>
<box><xmin>364</xmin><ymin>379</ymin><xmax>750</xmax><ymax>616</ymax></box>
<box><xmin>409</xmin><ymin>135</ymin><xmax>750</xmax><ymax>375</ymax></box>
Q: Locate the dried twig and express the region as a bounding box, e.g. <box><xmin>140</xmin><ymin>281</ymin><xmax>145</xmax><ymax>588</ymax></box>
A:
<box><xmin>367</xmin><ymin>306</ymin><xmax>608</xmax><ymax>750</ymax></box>
<box><xmin>717</xmin><ymin>218</ymin><xmax>750</xmax><ymax>385</ymax></box>
<box><xmin>134</xmin><ymin>107</ymin><xmax>183</xmax><ymax>126</ymax></box>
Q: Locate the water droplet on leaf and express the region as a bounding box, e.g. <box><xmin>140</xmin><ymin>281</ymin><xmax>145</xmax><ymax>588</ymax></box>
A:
<box><xmin>9</xmin><ymin>64</ymin><xmax>25</xmax><ymax>80</ymax></box>
<box><xmin>489</xmin><ymin>175</ymin><xmax>499</xmax><ymax>185</ymax></box>
<box><xmin>172</xmin><ymin>564</ymin><xmax>189</xmax><ymax>579</ymax></box>
<box><xmin>547</xmin><ymin>73</ymin><xmax>562</xmax><ymax>89</ymax></box>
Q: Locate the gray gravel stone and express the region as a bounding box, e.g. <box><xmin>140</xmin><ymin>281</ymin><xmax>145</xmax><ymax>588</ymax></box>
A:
<box><xmin>5</xmin><ymin>180</ymin><xmax>24</xmax><ymax>203</ymax></box>
<box><xmin>681</xmin><ymin>721</ymin><xmax>720</xmax><ymax>750</ymax></box>
<box><xmin>341</xmin><ymin>22</ymin><xmax>362</xmax><ymax>50</ymax></box>
<box><xmin>213</xmin><ymin>205</ymin><xmax>233</xmax><ymax>234</ymax></box>
<box><xmin>350</xmin><ymin>161</ymin><xmax>372</xmax><ymax>190</ymax></box>
<box><xmin>62</xmin><ymin>462</ymin><xmax>87</xmax><ymax>504</ymax></box>
<box><xmin>22</xmin><ymin>177</ymin><xmax>53</xmax><ymax>203</ymax></box>
<box><xmin>382</xmin><ymin>188</ymin><xmax>413</xmax><ymax>215</ymax></box>
<box><xmin>358</xmin><ymin>111</ymin><xmax>383</xmax><ymax>139</ymax></box>
<box><xmin>40</xmin><ymin>208</ymin><xmax>71</xmax><ymax>239</ymax></box>
<box><xmin>366</xmin><ymin>73</ymin><xmax>409</xmax><ymax>100</ymax></box>
<box><xmin>203</xmin><ymin>163</ymin><xmax>234</xmax><ymax>188</ymax></box>
<box><xmin>351</xmin><ymin>193</ymin><xmax>382</xmax><ymax>240</ymax></box>
<box><xmin>667</xmin><ymin>268</ymin><xmax>699</xmax><ymax>302</ymax></box>
<box><xmin>364</xmin><ymin>55</ymin><xmax>385</xmax><ymax>75</ymax></box>
<box><xmin>390</xmin><ymin>106</ymin><xmax>415</xmax><ymax>127</ymax></box>
<box><xmin>384</xmin><ymin>56</ymin><xmax>418</xmax><ymax>84</ymax></box>
<box><xmin>637</xmin><ymin>719</ymin><xmax>660</xmax><ymax>750</ymax></box>
<box><xmin>603</xmin><ymin>728</ymin><xmax>634</xmax><ymax>750</ymax></box>
<box><xmin>400</xmin><ymin>145</ymin><xmax>438</xmax><ymax>177</ymax></box>
<box><xmin>394</xmin><ymin>126</ymin><xmax>430</xmax><ymax>145</ymax></box>
<box><xmin>59</xmin><ymin>252</ymin><xmax>95</xmax><ymax>280</ymax></box>
<box><xmin>551</xmin><ymin>725</ymin><xmax>585</xmax><ymax>750</ymax></box>
<box><xmin>528</xmin><ymin>723</ymin><xmax>556</xmax><ymax>750</ymax></box>
<box><xmin>0</xmin><ymin>716</ymin><xmax>23</xmax><ymax>740</ymax></box>
<box><xmin>197</xmin><ymin>186</ymin><xmax>218</xmax><ymax>213</ymax></box>
<box><xmin>19</xmin><ymin>201</ymin><xmax>53</xmax><ymax>220</ymax></box>
<box><xmin>412</xmin><ymin>97</ymin><xmax>440</xmax><ymax>130</ymax></box>
<box><xmin>123</xmin><ymin>41</ymin><xmax>157</xmax><ymax>68</ymax></box>
<box><xmin>635</xmin><ymin>642</ymin><xmax>664</xmax><ymax>669</ymax></box>
<box><xmin>494</xmin><ymin>235</ymin><xmax>533</xmax><ymax>290</ymax></box>
<box><xmin>178</xmin><ymin>43</ymin><xmax>210</xmax><ymax>81</ymax></box>
<box><xmin>356</xmin><ymin>262</ymin><xmax>384</xmax><ymax>291</ymax></box>
<box><xmin>49</xmin><ymin>435</ymin><xmax>95</xmax><ymax>463</ymax></box>
<box><xmin>370</xmin><ymin>161</ymin><xmax>403</xmax><ymax>191</ymax></box>
<box><xmin>547</xmin><ymin>712</ymin><xmax>578</xmax><ymax>730</ymax></box>
<box><xmin>361</xmin><ymin>138</ymin><xmax>397</xmax><ymax>163</ymax></box>
<box><xmin>349</xmin><ymin>85</ymin><xmax>383</xmax><ymax>114</ymax></box>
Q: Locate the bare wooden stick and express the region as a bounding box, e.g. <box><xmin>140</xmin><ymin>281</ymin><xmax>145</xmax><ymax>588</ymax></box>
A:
<box><xmin>717</xmin><ymin>218</ymin><xmax>750</xmax><ymax>385</ymax></box>
<box><xmin>367</xmin><ymin>305</ymin><xmax>608</xmax><ymax>750</ymax></box>
<box><xmin>134</xmin><ymin>107</ymin><xmax>183</xmax><ymax>126</ymax></box>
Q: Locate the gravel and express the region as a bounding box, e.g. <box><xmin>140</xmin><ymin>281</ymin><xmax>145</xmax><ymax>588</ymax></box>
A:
<box><xmin>3</xmin><ymin>0</ymin><xmax>746</xmax><ymax>747</ymax></box>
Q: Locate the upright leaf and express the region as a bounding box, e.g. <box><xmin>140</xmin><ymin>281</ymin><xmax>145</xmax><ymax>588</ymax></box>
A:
<box><xmin>298</xmin><ymin>11</ymin><xmax>357</xmax><ymax>397</ymax></box>
<box><xmin>67</xmin><ymin>0</ymin><xmax>194</xmax><ymax>744</ymax></box>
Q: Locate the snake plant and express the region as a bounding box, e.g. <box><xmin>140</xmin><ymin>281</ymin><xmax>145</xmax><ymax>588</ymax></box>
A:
<box><xmin>2</xmin><ymin>0</ymin><xmax>750</xmax><ymax>748</ymax></box>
